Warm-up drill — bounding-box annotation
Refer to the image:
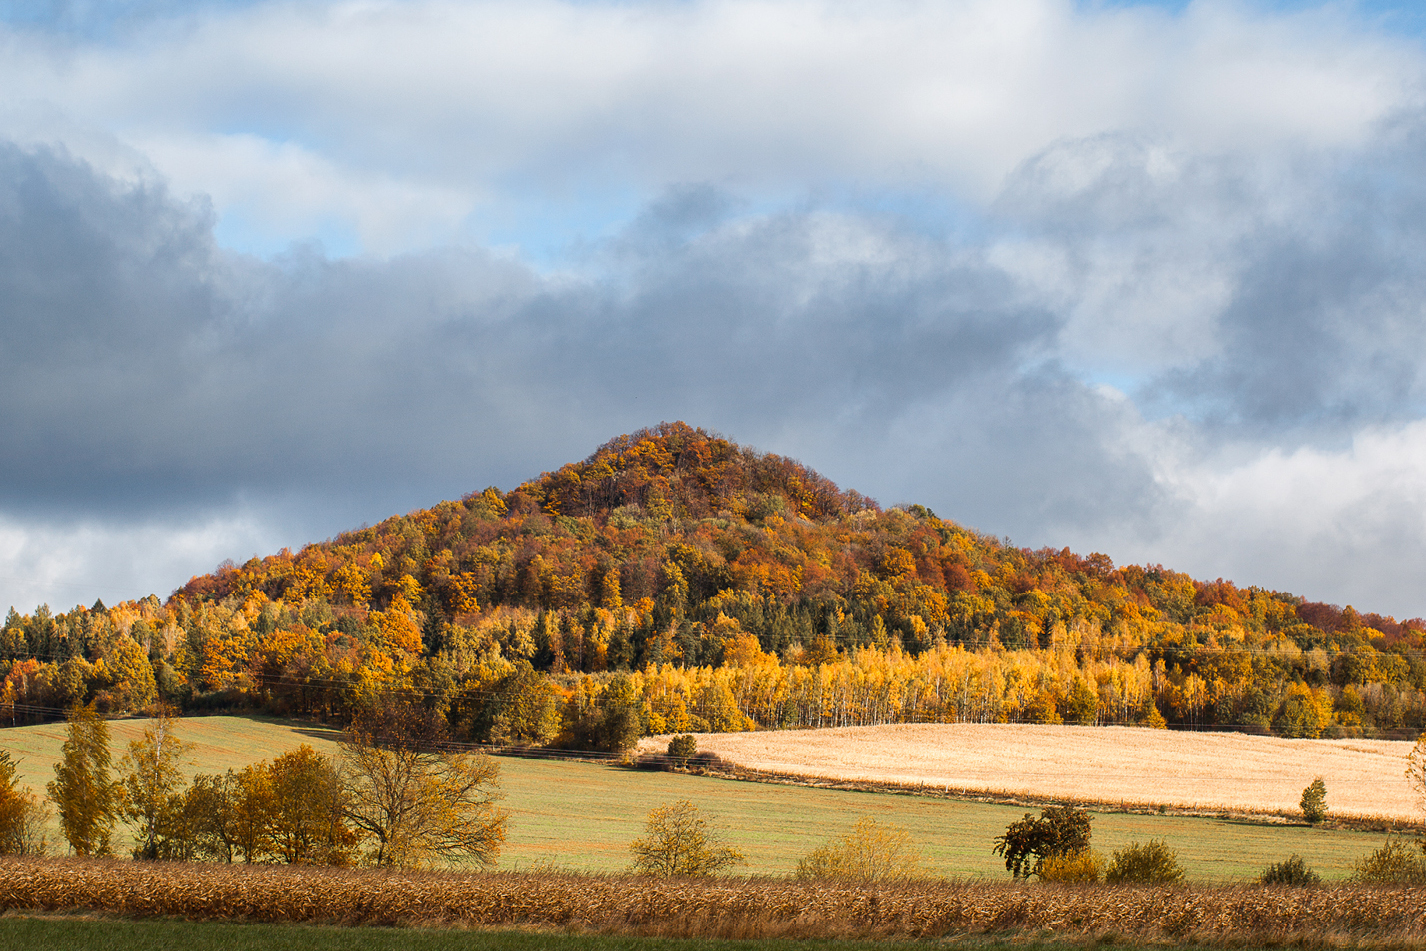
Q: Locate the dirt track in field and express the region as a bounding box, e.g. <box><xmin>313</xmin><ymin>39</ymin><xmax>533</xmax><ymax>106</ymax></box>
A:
<box><xmin>639</xmin><ymin>723</ymin><xmax>1422</xmax><ymax>820</ymax></box>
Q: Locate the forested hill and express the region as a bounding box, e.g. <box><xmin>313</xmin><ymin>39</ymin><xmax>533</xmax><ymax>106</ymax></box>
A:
<box><xmin>3</xmin><ymin>421</ymin><xmax>1425</xmax><ymax>742</ymax></box>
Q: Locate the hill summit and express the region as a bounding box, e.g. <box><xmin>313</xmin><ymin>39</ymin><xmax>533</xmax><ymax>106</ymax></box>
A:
<box><xmin>3</xmin><ymin>421</ymin><xmax>1424</xmax><ymax>742</ymax></box>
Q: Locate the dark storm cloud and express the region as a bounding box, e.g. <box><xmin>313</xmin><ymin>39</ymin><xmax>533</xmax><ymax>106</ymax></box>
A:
<box><xmin>0</xmin><ymin>140</ymin><xmax>1165</xmax><ymax>535</ymax></box>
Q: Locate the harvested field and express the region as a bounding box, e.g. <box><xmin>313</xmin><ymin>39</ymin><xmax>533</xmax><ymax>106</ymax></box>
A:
<box><xmin>1</xmin><ymin>857</ymin><xmax>1425</xmax><ymax>946</ymax></box>
<box><xmin>639</xmin><ymin>724</ymin><xmax>1423</xmax><ymax>820</ymax></box>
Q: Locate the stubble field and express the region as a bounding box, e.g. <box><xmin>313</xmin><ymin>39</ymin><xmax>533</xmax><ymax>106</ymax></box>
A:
<box><xmin>639</xmin><ymin>723</ymin><xmax>1422</xmax><ymax>820</ymax></box>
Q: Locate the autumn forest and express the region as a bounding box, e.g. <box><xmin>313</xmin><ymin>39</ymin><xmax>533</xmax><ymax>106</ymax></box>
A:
<box><xmin>3</xmin><ymin>422</ymin><xmax>1422</xmax><ymax>749</ymax></box>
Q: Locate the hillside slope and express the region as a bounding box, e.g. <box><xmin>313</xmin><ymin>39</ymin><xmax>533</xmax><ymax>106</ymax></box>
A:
<box><xmin>2</xmin><ymin>421</ymin><xmax>1424</xmax><ymax>742</ymax></box>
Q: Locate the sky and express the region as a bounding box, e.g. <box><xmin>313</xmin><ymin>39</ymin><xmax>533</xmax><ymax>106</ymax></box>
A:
<box><xmin>1</xmin><ymin>0</ymin><xmax>1425</xmax><ymax>619</ymax></box>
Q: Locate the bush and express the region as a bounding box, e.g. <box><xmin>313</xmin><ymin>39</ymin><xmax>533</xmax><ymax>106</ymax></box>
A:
<box><xmin>1104</xmin><ymin>839</ymin><xmax>1184</xmax><ymax>884</ymax></box>
<box><xmin>1039</xmin><ymin>849</ymin><xmax>1106</xmax><ymax>883</ymax></box>
<box><xmin>688</xmin><ymin>750</ymin><xmax>726</xmax><ymax>771</ymax></box>
<box><xmin>1351</xmin><ymin>840</ymin><xmax>1426</xmax><ymax>884</ymax></box>
<box><xmin>629</xmin><ymin>799</ymin><xmax>745</xmax><ymax>877</ymax></box>
<box><xmin>1259</xmin><ymin>855</ymin><xmax>1321</xmax><ymax>886</ymax></box>
<box><xmin>794</xmin><ymin>817</ymin><xmax>928</xmax><ymax>883</ymax></box>
<box><xmin>667</xmin><ymin>735</ymin><xmax>697</xmax><ymax>768</ymax></box>
<box><xmin>1300</xmin><ymin>778</ymin><xmax>1328</xmax><ymax>824</ymax></box>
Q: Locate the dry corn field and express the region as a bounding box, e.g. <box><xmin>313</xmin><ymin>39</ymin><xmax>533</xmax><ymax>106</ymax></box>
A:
<box><xmin>2</xmin><ymin>857</ymin><xmax>1425</xmax><ymax>945</ymax></box>
<box><xmin>639</xmin><ymin>724</ymin><xmax>1424</xmax><ymax>820</ymax></box>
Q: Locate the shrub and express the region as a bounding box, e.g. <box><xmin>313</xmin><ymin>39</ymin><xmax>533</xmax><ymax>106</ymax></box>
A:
<box><xmin>629</xmin><ymin>799</ymin><xmax>745</xmax><ymax>877</ymax></box>
<box><xmin>794</xmin><ymin>816</ymin><xmax>928</xmax><ymax>883</ymax></box>
<box><xmin>688</xmin><ymin>750</ymin><xmax>726</xmax><ymax>771</ymax></box>
<box><xmin>1039</xmin><ymin>849</ymin><xmax>1106</xmax><ymax>883</ymax></box>
<box><xmin>667</xmin><ymin>735</ymin><xmax>697</xmax><ymax>768</ymax></box>
<box><xmin>1300</xmin><ymin>778</ymin><xmax>1328</xmax><ymax>824</ymax></box>
<box><xmin>1104</xmin><ymin>839</ymin><xmax>1184</xmax><ymax>884</ymax></box>
<box><xmin>1259</xmin><ymin>855</ymin><xmax>1321</xmax><ymax>886</ymax></box>
<box><xmin>1351</xmin><ymin>840</ymin><xmax>1426</xmax><ymax>884</ymax></box>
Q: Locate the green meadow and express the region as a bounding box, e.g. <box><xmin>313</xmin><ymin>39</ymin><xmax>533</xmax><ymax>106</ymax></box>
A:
<box><xmin>0</xmin><ymin>716</ymin><xmax>1394</xmax><ymax>880</ymax></box>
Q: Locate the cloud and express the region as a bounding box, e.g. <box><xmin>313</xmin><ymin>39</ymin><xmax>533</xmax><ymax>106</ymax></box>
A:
<box><xmin>2</xmin><ymin>0</ymin><xmax>1420</xmax><ymax>255</ymax></box>
<box><xmin>0</xmin><ymin>507</ymin><xmax>281</xmax><ymax>616</ymax></box>
<box><xmin>2</xmin><ymin>1</ymin><xmax>1426</xmax><ymax>616</ymax></box>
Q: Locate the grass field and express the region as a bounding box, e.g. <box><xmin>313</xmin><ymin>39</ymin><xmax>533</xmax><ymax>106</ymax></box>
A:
<box><xmin>0</xmin><ymin>716</ymin><xmax>1400</xmax><ymax>880</ymax></box>
<box><xmin>638</xmin><ymin>724</ymin><xmax>1423</xmax><ymax>821</ymax></box>
<box><xmin>0</xmin><ymin>917</ymin><xmax>948</xmax><ymax>951</ymax></box>
<box><xmin>0</xmin><ymin>917</ymin><xmax>1295</xmax><ymax>951</ymax></box>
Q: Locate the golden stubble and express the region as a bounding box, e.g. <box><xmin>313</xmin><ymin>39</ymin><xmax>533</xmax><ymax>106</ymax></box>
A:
<box><xmin>640</xmin><ymin>724</ymin><xmax>1422</xmax><ymax>819</ymax></box>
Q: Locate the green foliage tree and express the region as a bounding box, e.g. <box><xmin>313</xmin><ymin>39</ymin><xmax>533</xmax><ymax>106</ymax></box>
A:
<box><xmin>1259</xmin><ymin>854</ymin><xmax>1321</xmax><ymax>886</ymax></box>
<box><xmin>666</xmin><ymin>734</ymin><xmax>697</xmax><ymax>768</ymax></box>
<box><xmin>1300</xmin><ymin>777</ymin><xmax>1328</xmax><ymax>824</ymax></box>
<box><xmin>451</xmin><ymin>660</ymin><xmax>560</xmax><ymax>747</ymax></box>
<box><xmin>992</xmin><ymin>805</ymin><xmax>1093</xmax><ymax>879</ymax></box>
<box><xmin>1104</xmin><ymin>839</ymin><xmax>1184</xmax><ymax>884</ymax></box>
<box><xmin>794</xmin><ymin>816</ymin><xmax>927</xmax><ymax>882</ymax></box>
<box><xmin>629</xmin><ymin>799</ymin><xmax>745</xmax><ymax>877</ymax></box>
<box><xmin>117</xmin><ymin>706</ymin><xmax>190</xmax><ymax>859</ymax></box>
<box><xmin>47</xmin><ymin>703</ymin><xmax>123</xmax><ymax>855</ymax></box>
<box><xmin>569</xmin><ymin>673</ymin><xmax>644</xmax><ymax>753</ymax></box>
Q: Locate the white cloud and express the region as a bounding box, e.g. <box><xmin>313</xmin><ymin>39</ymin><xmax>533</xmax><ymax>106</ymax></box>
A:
<box><xmin>0</xmin><ymin>509</ymin><xmax>283</xmax><ymax>614</ymax></box>
<box><xmin>134</xmin><ymin>132</ymin><xmax>479</xmax><ymax>255</ymax></box>
<box><xmin>1</xmin><ymin>0</ymin><xmax>1419</xmax><ymax>254</ymax></box>
<box><xmin>1097</xmin><ymin>419</ymin><xmax>1426</xmax><ymax>620</ymax></box>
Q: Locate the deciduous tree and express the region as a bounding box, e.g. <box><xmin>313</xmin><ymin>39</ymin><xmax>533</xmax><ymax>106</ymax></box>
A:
<box><xmin>0</xmin><ymin>751</ymin><xmax>49</xmax><ymax>855</ymax></box>
<box><xmin>47</xmin><ymin>703</ymin><xmax>123</xmax><ymax>855</ymax></box>
<box><xmin>118</xmin><ymin>706</ymin><xmax>190</xmax><ymax>859</ymax></box>
<box><xmin>992</xmin><ymin>805</ymin><xmax>1092</xmax><ymax>880</ymax></box>
<box><xmin>340</xmin><ymin>702</ymin><xmax>506</xmax><ymax>868</ymax></box>
<box><xmin>265</xmin><ymin>745</ymin><xmax>354</xmax><ymax>865</ymax></box>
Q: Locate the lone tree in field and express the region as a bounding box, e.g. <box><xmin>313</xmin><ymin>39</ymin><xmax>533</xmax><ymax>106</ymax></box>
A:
<box><xmin>666</xmin><ymin>734</ymin><xmax>697</xmax><ymax>768</ymax></box>
<box><xmin>993</xmin><ymin>805</ymin><xmax>1092</xmax><ymax>880</ymax></box>
<box><xmin>795</xmin><ymin>816</ymin><xmax>927</xmax><ymax>882</ymax></box>
<box><xmin>1300</xmin><ymin>777</ymin><xmax>1328</xmax><ymax>825</ymax></box>
<box><xmin>341</xmin><ymin>700</ymin><xmax>507</xmax><ymax>868</ymax></box>
<box><xmin>629</xmin><ymin>799</ymin><xmax>744</xmax><ymax>876</ymax></box>
<box><xmin>47</xmin><ymin>703</ymin><xmax>123</xmax><ymax>855</ymax></box>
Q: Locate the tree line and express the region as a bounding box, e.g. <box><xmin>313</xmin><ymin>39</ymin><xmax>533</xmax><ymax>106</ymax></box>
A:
<box><xmin>7</xmin><ymin>700</ymin><xmax>505</xmax><ymax>866</ymax></box>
